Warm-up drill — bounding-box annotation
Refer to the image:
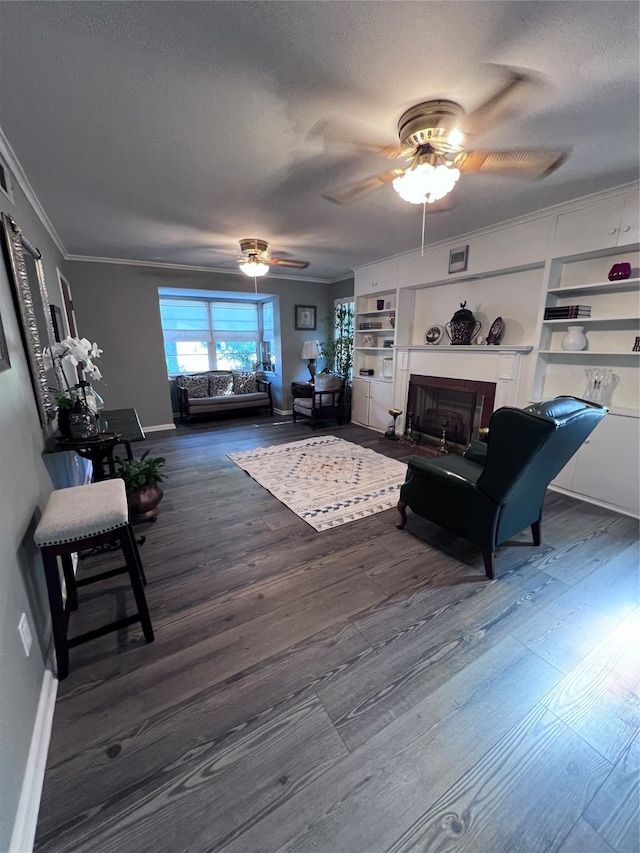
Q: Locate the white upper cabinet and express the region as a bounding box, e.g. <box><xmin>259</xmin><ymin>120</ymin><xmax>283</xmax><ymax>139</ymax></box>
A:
<box><xmin>398</xmin><ymin>217</ymin><xmax>551</xmax><ymax>288</ymax></box>
<box><xmin>354</xmin><ymin>258</ymin><xmax>398</xmax><ymax>295</ymax></box>
<box><xmin>552</xmin><ymin>190</ymin><xmax>640</xmax><ymax>258</ymax></box>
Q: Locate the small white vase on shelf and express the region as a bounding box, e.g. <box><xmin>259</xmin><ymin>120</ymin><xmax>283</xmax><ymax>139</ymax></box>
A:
<box><xmin>561</xmin><ymin>325</ymin><xmax>587</xmax><ymax>351</ymax></box>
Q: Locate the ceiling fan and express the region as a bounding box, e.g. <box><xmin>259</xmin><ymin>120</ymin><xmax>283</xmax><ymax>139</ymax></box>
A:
<box><xmin>237</xmin><ymin>238</ymin><xmax>309</xmax><ymax>277</ymax></box>
<box><xmin>321</xmin><ymin>70</ymin><xmax>570</xmax><ymax>206</ymax></box>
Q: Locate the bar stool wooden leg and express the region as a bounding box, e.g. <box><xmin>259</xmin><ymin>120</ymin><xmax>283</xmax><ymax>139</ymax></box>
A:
<box><xmin>61</xmin><ymin>553</ymin><xmax>78</xmax><ymax>611</ymax></box>
<box><xmin>121</xmin><ymin>525</ymin><xmax>154</xmax><ymax>643</ymax></box>
<box><xmin>42</xmin><ymin>549</ymin><xmax>70</xmax><ymax>681</ymax></box>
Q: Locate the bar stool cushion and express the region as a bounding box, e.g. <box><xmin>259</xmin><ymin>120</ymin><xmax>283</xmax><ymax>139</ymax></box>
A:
<box><xmin>34</xmin><ymin>479</ymin><xmax>128</xmax><ymax>547</ymax></box>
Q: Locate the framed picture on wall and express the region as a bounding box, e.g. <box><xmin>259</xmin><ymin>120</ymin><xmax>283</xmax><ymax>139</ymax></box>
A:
<box><xmin>295</xmin><ymin>305</ymin><xmax>316</xmax><ymax>330</ymax></box>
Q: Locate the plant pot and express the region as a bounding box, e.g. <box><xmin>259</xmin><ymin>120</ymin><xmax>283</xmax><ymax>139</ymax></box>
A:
<box><xmin>57</xmin><ymin>408</ymin><xmax>72</xmax><ymax>438</ymax></box>
<box><xmin>127</xmin><ymin>485</ymin><xmax>164</xmax><ymax>520</ymax></box>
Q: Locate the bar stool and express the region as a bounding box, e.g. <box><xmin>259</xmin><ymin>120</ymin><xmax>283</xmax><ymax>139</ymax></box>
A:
<box><xmin>34</xmin><ymin>479</ymin><xmax>154</xmax><ymax>680</ymax></box>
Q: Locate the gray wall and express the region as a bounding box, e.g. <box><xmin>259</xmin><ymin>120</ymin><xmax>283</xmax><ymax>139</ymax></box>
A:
<box><xmin>0</xmin><ymin>179</ymin><xmax>69</xmax><ymax>849</ymax></box>
<box><xmin>328</xmin><ymin>276</ymin><xmax>354</xmax><ymax>304</ymax></box>
<box><xmin>66</xmin><ymin>263</ymin><xmax>340</xmax><ymax>423</ymax></box>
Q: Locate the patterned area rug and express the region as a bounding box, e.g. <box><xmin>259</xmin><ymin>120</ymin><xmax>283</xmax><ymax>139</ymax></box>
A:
<box><xmin>228</xmin><ymin>435</ymin><xmax>407</xmax><ymax>531</ymax></box>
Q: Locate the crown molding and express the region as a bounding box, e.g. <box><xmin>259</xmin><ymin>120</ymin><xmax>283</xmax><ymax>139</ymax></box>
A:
<box><xmin>0</xmin><ymin>126</ymin><xmax>67</xmax><ymax>257</ymax></box>
<box><xmin>352</xmin><ymin>180</ymin><xmax>640</xmax><ymax>272</ymax></box>
<box><xmin>65</xmin><ymin>254</ymin><xmax>333</xmax><ymax>283</ymax></box>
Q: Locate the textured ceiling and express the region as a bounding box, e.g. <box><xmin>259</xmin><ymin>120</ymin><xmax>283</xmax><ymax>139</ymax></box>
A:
<box><xmin>0</xmin><ymin>1</ymin><xmax>638</xmax><ymax>281</ymax></box>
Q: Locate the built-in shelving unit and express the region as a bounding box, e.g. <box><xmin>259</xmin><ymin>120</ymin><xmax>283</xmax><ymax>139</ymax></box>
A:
<box><xmin>353</xmin><ymin>183</ymin><xmax>639</xmax><ymax>515</ymax></box>
<box><xmin>352</xmin><ymin>290</ymin><xmax>396</xmax><ymax>430</ymax></box>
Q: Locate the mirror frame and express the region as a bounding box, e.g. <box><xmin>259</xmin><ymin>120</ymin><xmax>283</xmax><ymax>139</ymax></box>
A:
<box><xmin>1</xmin><ymin>212</ymin><xmax>57</xmax><ymax>425</ymax></box>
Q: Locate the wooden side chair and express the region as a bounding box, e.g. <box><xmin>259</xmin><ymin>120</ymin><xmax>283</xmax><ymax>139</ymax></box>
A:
<box><xmin>292</xmin><ymin>373</ymin><xmax>344</xmax><ymax>428</ymax></box>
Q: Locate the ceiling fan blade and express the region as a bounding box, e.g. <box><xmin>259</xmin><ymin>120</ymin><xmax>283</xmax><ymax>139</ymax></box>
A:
<box><xmin>307</xmin><ymin>119</ymin><xmax>411</xmax><ymax>160</ymax></box>
<box><xmin>457</xmin><ymin>148</ymin><xmax>569</xmax><ymax>178</ymax></box>
<box><xmin>322</xmin><ymin>169</ymin><xmax>406</xmax><ymax>205</ymax></box>
<box><xmin>462</xmin><ymin>70</ymin><xmax>540</xmax><ymax>137</ymax></box>
<box><xmin>268</xmin><ymin>257</ymin><xmax>309</xmax><ymax>269</ymax></box>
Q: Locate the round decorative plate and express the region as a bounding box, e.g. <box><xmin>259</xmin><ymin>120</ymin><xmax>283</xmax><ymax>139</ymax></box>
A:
<box><xmin>486</xmin><ymin>316</ymin><xmax>504</xmax><ymax>345</ymax></box>
<box><xmin>424</xmin><ymin>324</ymin><xmax>444</xmax><ymax>345</ymax></box>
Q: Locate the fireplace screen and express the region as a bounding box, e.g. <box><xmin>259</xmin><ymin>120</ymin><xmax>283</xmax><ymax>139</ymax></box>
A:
<box><xmin>406</xmin><ymin>375</ymin><xmax>496</xmax><ymax>454</ymax></box>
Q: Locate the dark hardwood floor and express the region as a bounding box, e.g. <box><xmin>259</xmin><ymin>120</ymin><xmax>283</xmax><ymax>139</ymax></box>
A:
<box><xmin>34</xmin><ymin>414</ymin><xmax>640</xmax><ymax>853</ymax></box>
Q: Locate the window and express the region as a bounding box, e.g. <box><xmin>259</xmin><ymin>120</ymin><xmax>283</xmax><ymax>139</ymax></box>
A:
<box><xmin>159</xmin><ymin>297</ymin><xmax>267</xmax><ymax>375</ymax></box>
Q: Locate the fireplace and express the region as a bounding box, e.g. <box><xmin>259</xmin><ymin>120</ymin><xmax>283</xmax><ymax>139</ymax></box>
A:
<box><xmin>406</xmin><ymin>375</ymin><xmax>496</xmax><ymax>455</ymax></box>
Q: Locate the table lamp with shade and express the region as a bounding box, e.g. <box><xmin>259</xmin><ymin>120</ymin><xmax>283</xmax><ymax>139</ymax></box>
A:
<box><xmin>301</xmin><ymin>341</ymin><xmax>321</xmax><ymax>382</ymax></box>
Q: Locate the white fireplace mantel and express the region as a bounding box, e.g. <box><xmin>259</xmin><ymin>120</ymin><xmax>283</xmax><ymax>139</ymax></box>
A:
<box><xmin>393</xmin><ymin>345</ymin><xmax>534</xmax><ymax>433</ymax></box>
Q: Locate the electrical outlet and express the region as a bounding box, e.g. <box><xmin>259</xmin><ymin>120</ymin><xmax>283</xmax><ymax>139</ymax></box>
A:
<box><xmin>18</xmin><ymin>613</ymin><xmax>33</xmax><ymax>657</ymax></box>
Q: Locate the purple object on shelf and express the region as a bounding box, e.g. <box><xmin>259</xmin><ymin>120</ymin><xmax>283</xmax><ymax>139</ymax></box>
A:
<box><xmin>608</xmin><ymin>262</ymin><xmax>631</xmax><ymax>281</ymax></box>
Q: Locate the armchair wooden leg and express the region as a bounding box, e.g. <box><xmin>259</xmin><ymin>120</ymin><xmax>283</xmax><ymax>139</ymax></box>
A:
<box><xmin>531</xmin><ymin>520</ymin><xmax>541</xmax><ymax>546</ymax></box>
<box><xmin>482</xmin><ymin>551</ymin><xmax>495</xmax><ymax>580</ymax></box>
<box><xmin>396</xmin><ymin>501</ymin><xmax>408</xmax><ymax>529</ymax></box>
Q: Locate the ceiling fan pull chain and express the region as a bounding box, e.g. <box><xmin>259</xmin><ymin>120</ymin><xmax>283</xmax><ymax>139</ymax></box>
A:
<box><xmin>421</xmin><ymin>201</ymin><xmax>427</xmax><ymax>257</ymax></box>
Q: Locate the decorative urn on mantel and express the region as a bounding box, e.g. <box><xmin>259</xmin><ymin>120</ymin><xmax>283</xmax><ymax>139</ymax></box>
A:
<box><xmin>445</xmin><ymin>302</ymin><xmax>482</xmax><ymax>345</ymax></box>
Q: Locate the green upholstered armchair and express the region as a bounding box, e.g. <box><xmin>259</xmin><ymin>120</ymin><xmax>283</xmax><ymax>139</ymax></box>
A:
<box><xmin>396</xmin><ymin>397</ymin><xmax>608</xmax><ymax>579</ymax></box>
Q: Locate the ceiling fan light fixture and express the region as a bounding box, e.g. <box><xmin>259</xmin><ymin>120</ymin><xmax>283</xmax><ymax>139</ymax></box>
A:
<box><xmin>393</xmin><ymin>162</ymin><xmax>460</xmax><ymax>205</ymax></box>
<box><xmin>239</xmin><ymin>256</ymin><xmax>270</xmax><ymax>277</ymax></box>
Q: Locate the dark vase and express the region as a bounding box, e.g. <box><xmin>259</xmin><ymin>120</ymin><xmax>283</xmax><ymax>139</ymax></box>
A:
<box><xmin>68</xmin><ymin>401</ymin><xmax>99</xmax><ymax>439</ymax></box>
<box><xmin>127</xmin><ymin>485</ymin><xmax>164</xmax><ymax>520</ymax></box>
<box><xmin>57</xmin><ymin>408</ymin><xmax>72</xmax><ymax>438</ymax></box>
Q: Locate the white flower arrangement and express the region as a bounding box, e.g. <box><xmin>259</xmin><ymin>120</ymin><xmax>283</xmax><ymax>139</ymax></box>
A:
<box><xmin>44</xmin><ymin>336</ymin><xmax>104</xmax><ymax>398</ymax></box>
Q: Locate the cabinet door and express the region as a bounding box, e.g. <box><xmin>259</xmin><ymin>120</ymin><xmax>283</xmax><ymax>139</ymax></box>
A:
<box><xmin>571</xmin><ymin>414</ymin><xmax>639</xmax><ymax>515</ymax></box>
<box><xmin>351</xmin><ymin>379</ymin><xmax>370</xmax><ymax>425</ymax></box>
<box><xmin>368</xmin><ymin>382</ymin><xmax>393</xmax><ymax>432</ymax></box>
<box><xmin>354</xmin><ymin>259</ymin><xmax>398</xmax><ymax>295</ymax></box>
<box><xmin>619</xmin><ymin>190</ymin><xmax>640</xmax><ymax>246</ymax></box>
<box><xmin>553</xmin><ymin>197</ymin><xmax>623</xmax><ymax>257</ymax></box>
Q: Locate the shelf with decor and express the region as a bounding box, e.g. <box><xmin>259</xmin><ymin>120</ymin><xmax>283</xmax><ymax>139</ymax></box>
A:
<box><xmin>547</xmin><ymin>277</ymin><xmax>639</xmax><ymax>297</ymax></box>
<box><xmin>532</xmin><ymin>245</ymin><xmax>640</xmax><ymax>492</ymax></box>
<box><xmin>532</xmin><ymin>242</ymin><xmax>639</xmax><ymax>517</ymax></box>
<box><xmin>354</xmin><ymin>289</ymin><xmax>396</xmax><ymax>385</ymax></box>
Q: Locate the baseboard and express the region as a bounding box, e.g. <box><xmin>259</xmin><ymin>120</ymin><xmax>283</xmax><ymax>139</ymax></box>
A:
<box><xmin>548</xmin><ymin>484</ymin><xmax>639</xmax><ymax>519</ymax></box>
<box><xmin>9</xmin><ymin>664</ymin><xmax>58</xmax><ymax>853</ymax></box>
<box><xmin>143</xmin><ymin>423</ymin><xmax>177</xmax><ymax>433</ymax></box>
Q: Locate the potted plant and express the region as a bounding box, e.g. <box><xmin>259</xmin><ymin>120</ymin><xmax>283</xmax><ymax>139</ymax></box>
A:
<box><xmin>318</xmin><ymin>303</ymin><xmax>354</xmax><ymax>379</ymax></box>
<box><xmin>115</xmin><ymin>450</ymin><xmax>167</xmax><ymax>519</ymax></box>
<box><xmin>319</xmin><ymin>303</ymin><xmax>354</xmax><ymax>419</ymax></box>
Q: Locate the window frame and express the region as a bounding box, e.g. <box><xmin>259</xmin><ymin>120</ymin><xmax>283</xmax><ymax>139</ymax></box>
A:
<box><xmin>159</xmin><ymin>296</ymin><xmax>268</xmax><ymax>376</ymax></box>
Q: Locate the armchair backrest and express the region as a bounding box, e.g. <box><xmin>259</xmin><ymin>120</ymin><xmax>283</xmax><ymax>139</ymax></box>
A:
<box><xmin>313</xmin><ymin>373</ymin><xmax>343</xmax><ymax>407</ymax></box>
<box><xmin>477</xmin><ymin>397</ymin><xmax>607</xmax><ymax>509</ymax></box>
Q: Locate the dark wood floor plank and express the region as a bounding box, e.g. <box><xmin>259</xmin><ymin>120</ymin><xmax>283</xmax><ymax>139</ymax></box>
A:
<box><xmin>217</xmin><ymin>638</ymin><xmax>562</xmax><ymax>853</ymax></box>
<box><xmin>36</xmin><ymin>695</ymin><xmax>348</xmax><ymax>853</ymax></box>
<box><xmin>33</xmin><ymin>417</ymin><xmax>639</xmax><ymax>853</ymax></box>
<box><xmin>584</xmin><ymin>730</ymin><xmax>640</xmax><ymax>853</ymax></box>
<box><xmin>381</xmin><ymin>704</ymin><xmax>611</xmax><ymax>853</ymax></box>
<box><xmin>511</xmin><ymin>545</ymin><xmax>640</xmax><ymax>672</ymax></box>
<box><xmin>40</xmin><ymin>621</ymin><xmax>371</xmax><ymax>808</ymax></box>
<box><xmin>320</xmin><ymin>568</ymin><xmax>567</xmax><ymax>749</ymax></box>
<box><xmin>557</xmin><ymin>818</ymin><xmax>616</xmax><ymax>852</ymax></box>
<box><xmin>42</xmin><ymin>573</ymin><xmax>385</xmax><ymax>765</ymax></box>
<box><xmin>543</xmin><ymin>607</ymin><xmax>640</xmax><ymax>765</ymax></box>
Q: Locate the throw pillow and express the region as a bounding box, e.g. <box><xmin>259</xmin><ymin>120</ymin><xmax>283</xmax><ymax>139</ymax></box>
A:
<box><xmin>209</xmin><ymin>372</ymin><xmax>234</xmax><ymax>396</ymax></box>
<box><xmin>232</xmin><ymin>371</ymin><xmax>257</xmax><ymax>394</ymax></box>
<box><xmin>180</xmin><ymin>375</ymin><xmax>209</xmax><ymax>398</ymax></box>
<box><xmin>314</xmin><ymin>373</ymin><xmax>341</xmax><ymax>391</ymax></box>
